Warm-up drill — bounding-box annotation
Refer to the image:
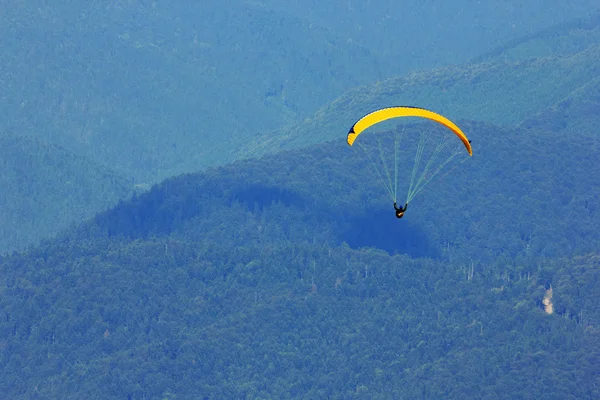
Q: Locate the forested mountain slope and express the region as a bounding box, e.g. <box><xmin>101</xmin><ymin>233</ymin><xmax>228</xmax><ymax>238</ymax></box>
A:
<box><xmin>1</xmin><ymin>118</ymin><xmax>599</xmax><ymax>397</ymax></box>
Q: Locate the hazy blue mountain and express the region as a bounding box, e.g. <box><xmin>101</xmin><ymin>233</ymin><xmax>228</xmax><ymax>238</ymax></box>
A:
<box><xmin>473</xmin><ymin>11</ymin><xmax>600</xmax><ymax>62</ymax></box>
<box><xmin>2</xmin><ymin>4</ymin><xmax>598</xmax><ymax>258</ymax></box>
<box><xmin>0</xmin><ymin>134</ymin><xmax>132</xmax><ymax>253</ymax></box>
<box><xmin>2</xmin><ymin>6</ymin><xmax>598</xmax><ymax>261</ymax></box>
<box><xmin>2</xmin><ymin>2</ymin><xmax>598</xmax><ymax>183</ymax></box>
<box><xmin>0</xmin><ymin>1</ymin><xmax>389</xmax><ymax>182</ymax></box>
<box><xmin>0</xmin><ymin>0</ymin><xmax>392</xmax><ymax>253</ymax></box>
<box><xmin>264</xmin><ymin>0</ymin><xmax>600</xmax><ymax>67</ymax></box>
<box><xmin>240</xmin><ymin>41</ymin><xmax>600</xmax><ymax>158</ymax></box>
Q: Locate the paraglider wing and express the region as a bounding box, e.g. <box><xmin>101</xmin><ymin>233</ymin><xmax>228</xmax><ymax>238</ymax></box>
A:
<box><xmin>347</xmin><ymin>106</ymin><xmax>472</xmax><ymax>156</ymax></box>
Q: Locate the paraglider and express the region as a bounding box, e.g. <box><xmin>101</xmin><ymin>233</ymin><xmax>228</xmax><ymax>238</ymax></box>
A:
<box><xmin>393</xmin><ymin>202</ymin><xmax>408</xmax><ymax>219</ymax></box>
<box><xmin>347</xmin><ymin>106</ymin><xmax>472</xmax><ymax>218</ymax></box>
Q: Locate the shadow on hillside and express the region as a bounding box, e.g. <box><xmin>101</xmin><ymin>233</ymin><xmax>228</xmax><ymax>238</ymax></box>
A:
<box><xmin>230</xmin><ymin>184</ymin><xmax>306</xmax><ymax>211</ymax></box>
<box><xmin>93</xmin><ymin>182</ymin><xmax>309</xmax><ymax>239</ymax></box>
<box><xmin>92</xmin><ymin>180</ymin><xmax>437</xmax><ymax>261</ymax></box>
<box><xmin>341</xmin><ymin>207</ymin><xmax>439</xmax><ymax>258</ymax></box>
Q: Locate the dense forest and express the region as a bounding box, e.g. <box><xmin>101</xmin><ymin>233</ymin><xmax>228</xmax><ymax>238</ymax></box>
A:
<box><xmin>2</xmin><ymin>237</ymin><xmax>599</xmax><ymax>399</ymax></box>
<box><xmin>1</xmin><ymin>118</ymin><xmax>600</xmax><ymax>398</ymax></box>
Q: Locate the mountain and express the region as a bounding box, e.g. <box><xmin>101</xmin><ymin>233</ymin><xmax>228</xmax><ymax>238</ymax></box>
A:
<box><xmin>3</xmin><ymin>5</ymin><xmax>599</xmax><ymax>254</ymax></box>
<box><xmin>3</xmin><ymin>3</ymin><xmax>598</xmax><ymax>182</ymax></box>
<box><xmin>519</xmin><ymin>76</ymin><xmax>600</xmax><ymax>134</ymax></box>
<box><xmin>2</xmin><ymin>5</ymin><xmax>599</xmax><ymax>398</ymax></box>
<box><xmin>0</xmin><ymin>0</ymin><xmax>391</xmax><ymax>252</ymax></box>
<box><xmin>473</xmin><ymin>11</ymin><xmax>600</xmax><ymax>62</ymax></box>
<box><xmin>264</xmin><ymin>0</ymin><xmax>600</xmax><ymax>67</ymax></box>
<box><xmin>0</xmin><ymin>134</ymin><xmax>132</xmax><ymax>253</ymax></box>
<box><xmin>240</xmin><ymin>40</ymin><xmax>600</xmax><ymax>159</ymax></box>
<box><xmin>92</xmin><ymin>116</ymin><xmax>600</xmax><ymax>262</ymax></box>
<box><xmin>0</xmin><ymin>1</ymin><xmax>389</xmax><ymax>182</ymax></box>
<box><xmin>1</xmin><ymin>115</ymin><xmax>599</xmax><ymax>398</ymax></box>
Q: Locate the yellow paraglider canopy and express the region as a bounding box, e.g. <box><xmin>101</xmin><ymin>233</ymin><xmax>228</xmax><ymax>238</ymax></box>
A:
<box><xmin>346</xmin><ymin>106</ymin><xmax>472</xmax><ymax>206</ymax></box>
<box><xmin>347</xmin><ymin>106</ymin><xmax>472</xmax><ymax>156</ymax></box>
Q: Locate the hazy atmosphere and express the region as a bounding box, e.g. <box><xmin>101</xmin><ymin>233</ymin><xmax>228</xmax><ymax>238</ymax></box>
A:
<box><xmin>1</xmin><ymin>1</ymin><xmax>600</xmax><ymax>398</ymax></box>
